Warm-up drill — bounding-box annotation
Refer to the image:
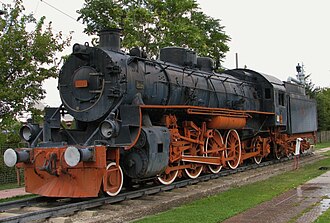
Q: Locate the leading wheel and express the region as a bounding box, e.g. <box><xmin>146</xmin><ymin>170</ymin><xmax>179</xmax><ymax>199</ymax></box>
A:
<box><xmin>225</xmin><ymin>129</ymin><xmax>242</xmax><ymax>169</ymax></box>
<box><xmin>205</xmin><ymin>129</ymin><xmax>224</xmax><ymax>174</ymax></box>
<box><xmin>103</xmin><ymin>162</ymin><xmax>123</xmax><ymax>196</ymax></box>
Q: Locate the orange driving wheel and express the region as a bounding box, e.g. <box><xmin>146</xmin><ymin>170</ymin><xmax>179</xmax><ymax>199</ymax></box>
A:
<box><xmin>205</xmin><ymin>129</ymin><xmax>224</xmax><ymax>173</ymax></box>
<box><xmin>158</xmin><ymin>164</ymin><xmax>179</xmax><ymax>185</ymax></box>
<box><xmin>252</xmin><ymin>137</ymin><xmax>263</xmax><ymax>165</ymax></box>
<box><xmin>225</xmin><ymin>129</ymin><xmax>242</xmax><ymax>169</ymax></box>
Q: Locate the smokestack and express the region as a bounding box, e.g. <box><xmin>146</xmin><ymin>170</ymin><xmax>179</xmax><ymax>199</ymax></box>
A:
<box><xmin>98</xmin><ymin>28</ymin><xmax>122</xmax><ymax>51</ymax></box>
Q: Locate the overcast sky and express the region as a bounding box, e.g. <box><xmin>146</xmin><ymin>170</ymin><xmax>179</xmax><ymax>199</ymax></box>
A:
<box><xmin>2</xmin><ymin>0</ymin><xmax>330</xmax><ymax>106</ymax></box>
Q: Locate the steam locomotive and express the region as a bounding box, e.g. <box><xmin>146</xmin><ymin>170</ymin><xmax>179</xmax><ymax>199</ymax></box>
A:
<box><xmin>4</xmin><ymin>29</ymin><xmax>317</xmax><ymax>197</ymax></box>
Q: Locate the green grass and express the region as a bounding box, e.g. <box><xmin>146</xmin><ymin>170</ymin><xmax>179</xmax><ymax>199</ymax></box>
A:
<box><xmin>0</xmin><ymin>183</ymin><xmax>33</xmax><ymax>203</ymax></box>
<box><xmin>315</xmin><ymin>142</ymin><xmax>330</xmax><ymax>150</ymax></box>
<box><xmin>135</xmin><ymin>152</ymin><xmax>330</xmax><ymax>223</ymax></box>
<box><xmin>314</xmin><ymin>207</ymin><xmax>330</xmax><ymax>223</ymax></box>
<box><xmin>0</xmin><ymin>183</ymin><xmax>22</xmax><ymax>191</ymax></box>
<box><xmin>288</xmin><ymin>202</ymin><xmax>319</xmax><ymax>223</ymax></box>
<box><xmin>0</xmin><ymin>194</ymin><xmax>36</xmax><ymax>203</ymax></box>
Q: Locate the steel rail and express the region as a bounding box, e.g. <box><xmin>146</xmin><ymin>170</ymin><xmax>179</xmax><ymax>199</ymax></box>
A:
<box><xmin>0</xmin><ymin>196</ymin><xmax>47</xmax><ymax>212</ymax></box>
<box><xmin>0</xmin><ymin>152</ymin><xmax>314</xmax><ymax>223</ymax></box>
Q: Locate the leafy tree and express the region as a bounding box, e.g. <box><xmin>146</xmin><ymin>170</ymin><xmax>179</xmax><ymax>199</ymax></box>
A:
<box><xmin>0</xmin><ymin>120</ymin><xmax>21</xmax><ymax>147</ymax></box>
<box><xmin>315</xmin><ymin>88</ymin><xmax>330</xmax><ymax>131</ymax></box>
<box><xmin>0</xmin><ymin>0</ymin><xmax>71</xmax><ymax>130</ymax></box>
<box><xmin>77</xmin><ymin>0</ymin><xmax>230</xmax><ymax>66</ymax></box>
<box><xmin>304</xmin><ymin>74</ymin><xmax>319</xmax><ymax>99</ymax></box>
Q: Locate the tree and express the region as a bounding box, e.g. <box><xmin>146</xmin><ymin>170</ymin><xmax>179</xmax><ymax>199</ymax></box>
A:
<box><xmin>0</xmin><ymin>0</ymin><xmax>71</xmax><ymax>129</ymax></box>
<box><xmin>304</xmin><ymin>74</ymin><xmax>319</xmax><ymax>99</ymax></box>
<box><xmin>315</xmin><ymin>88</ymin><xmax>330</xmax><ymax>131</ymax></box>
<box><xmin>77</xmin><ymin>0</ymin><xmax>230</xmax><ymax>65</ymax></box>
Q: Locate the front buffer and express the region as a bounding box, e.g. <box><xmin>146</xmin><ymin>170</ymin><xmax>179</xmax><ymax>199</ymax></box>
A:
<box><xmin>4</xmin><ymin>145</ymin><xmax>122</xmax><ymax>198</ymax></box>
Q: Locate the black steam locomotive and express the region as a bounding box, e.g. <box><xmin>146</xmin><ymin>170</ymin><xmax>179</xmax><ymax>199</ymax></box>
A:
<box><xmin>4</xmin><ymin>29</ymin><xmax>317</xmax><ymax>197</ymax></box>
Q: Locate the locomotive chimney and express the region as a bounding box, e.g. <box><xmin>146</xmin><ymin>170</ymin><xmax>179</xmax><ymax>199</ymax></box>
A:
<box><xmin>98</xmin><ymin>28</ymin><xmax>121</xmax><ymax>51</ymax></box>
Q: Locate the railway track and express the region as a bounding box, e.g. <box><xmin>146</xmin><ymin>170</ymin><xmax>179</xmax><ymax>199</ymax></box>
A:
<box><xmin>0</xmin><ymin>152</ymin><xmax>319</xmax><ymax>223</ymax></box>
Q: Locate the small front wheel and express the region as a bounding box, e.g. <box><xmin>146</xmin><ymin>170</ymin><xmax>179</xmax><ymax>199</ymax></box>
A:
<box><xmin>103</xmin><ymin>162</ymin><xmax>123</xmax><ymax>196</ymax></box>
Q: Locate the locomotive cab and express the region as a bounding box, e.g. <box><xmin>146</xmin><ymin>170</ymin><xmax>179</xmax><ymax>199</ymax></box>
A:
<box><xmin>254</xmin><ymin>72</ymin><xmax>288</xmax><ymax>129</ymax></box>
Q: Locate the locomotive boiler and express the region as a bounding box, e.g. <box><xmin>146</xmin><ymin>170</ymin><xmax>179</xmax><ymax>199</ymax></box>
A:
<box><xmin>4</xmin><ymin>29</ymin><xmax>317</xmax><ymax>197</ymax></box>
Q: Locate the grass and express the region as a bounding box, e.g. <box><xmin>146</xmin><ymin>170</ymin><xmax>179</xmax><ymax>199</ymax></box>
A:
<box><xmin>314</xmin><ymin>207</ymin><xmax>330</xmax><ymax>223</ymax></box>
<box><xmin>288</xmin><ymin>202</ymin><xmax>319</xmax><ymax>223</ymax></box>
<box><xmin>0</xmin><ymin>194</ymin><xmax>36</xmax><ymax>203</ymax></box>
<box><xmin>0</xmin><ymin>182</ymin><xmax>36</xmax><ymax>203</ymax></box>
<box><xmin>0</xmin><ymin>183</ymin><xmax>22</xmax><ymax>191</ymax></box>
<box><xmin>315</xmin><ymin>142</ymin><xmax>330</xmax><ymax>150</ymax></box>
<box><xmin>135</xmin><ymin>151</ymin><xmax>330</xmax><ymax>223</ymax></box>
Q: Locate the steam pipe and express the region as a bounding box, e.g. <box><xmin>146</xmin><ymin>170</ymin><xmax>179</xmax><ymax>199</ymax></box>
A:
<box><xmin>287</xmin><ymin>76</ymin><xmax>302</xmax><ymax>85</ymax></box>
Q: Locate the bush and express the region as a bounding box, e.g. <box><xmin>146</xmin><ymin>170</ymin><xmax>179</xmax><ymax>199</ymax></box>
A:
<box><xmin>0</xmin><ymin>145</ymin><xmax>24</xmax><ymax>185</ymax></box>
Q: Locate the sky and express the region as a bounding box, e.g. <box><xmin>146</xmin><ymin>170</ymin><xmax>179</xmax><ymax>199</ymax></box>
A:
<box><xmin>1</xmin><ymin>0</ymin><xmax>330</xmax><ymax>107</ymax></box>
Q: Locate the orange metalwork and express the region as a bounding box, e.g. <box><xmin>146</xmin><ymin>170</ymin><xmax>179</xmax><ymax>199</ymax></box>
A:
<box><xmin>208</xmin><ymin>116</ymin><xmax>246</xmax><ymax>129</ymax></box>
<box><xmin>19</xmin><ymin>145</ymin><xmax>124</xmax><ymax>198</ymax></box>
<box><xmin>157</xmin><ymin>163</ymin><xmax>179</xmax><ymax>185</ymax></box>
<box><xmin>155</xmin><ymin>106</ymin><xmax>273</xmax><ymax>183</ymax></box>
<box><xmin>103</xmin><ymin>148</ymin><xmax>123</xmax><ymax>196</ymax></box>
<box><xmin>252</xmin><ymin>136</ymin><xmax>270</xmax><ymax>164</ymax></box>
<box><xmin>125</xmin><ymin>106</ymin><xmax>143</xmax><ymax>150</ymax></box>
<box><xmin>103</xmin><ymin>163</ymin><xmax>123</xmax><ymax>196</ymax></box>
<box><xmin>270</xmin><ymin>128</ymin><xmax>316</xmax><ymax>158</ymax></box>
<box><xmin>181</xmin><ymin>155</ymin><xmax>221</xmax><ymax>165</ymax></box>
<box><xmin>205</xmin><ymin>129</ymin><xmax>224</xmax><ymax>173</ymax></box>
<box><xmin>22</xmin><ymin>146</ymin><xmax>107</xmax><ymax>197</ymax></box>
<box><xmin>224</xmin><ymin>129</ymin><xmax>242</xmax><ymax>169</ymax></box>
<box><xmin>160</xmin><ymin>114</ymin><xmax>242</xmax><ymax>179</ymax></box>
<box><xmin>140</xmin><ymin>105</ymin><xmax>314</xmax><ymax>185</ymax></box>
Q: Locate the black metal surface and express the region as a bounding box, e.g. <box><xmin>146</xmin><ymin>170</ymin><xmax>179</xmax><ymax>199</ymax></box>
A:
<box><xmin>121</xmin><ymin>126</ymin><xmax>170</xmax><ymax>179</ymax></box>
<box><xmin>287</xmin><ymin>93</ymin><xmax>317</xmax><ymax>134</ymax></box>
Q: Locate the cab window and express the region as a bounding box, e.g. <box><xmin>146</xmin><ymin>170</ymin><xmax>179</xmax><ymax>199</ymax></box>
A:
<box><xmin>278</xmin><ymin>92</ymin><xmax>285</xmax><ymax>106</ymax></box>
<box><xmin>265</xmin><ymin>88</ymin><xmax>271</xmax><ymax>99</ymax></box>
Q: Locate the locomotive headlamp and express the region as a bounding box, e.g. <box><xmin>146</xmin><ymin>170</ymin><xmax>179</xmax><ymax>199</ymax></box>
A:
<box><xmin>19</xmin><ymin>124</ymin><xmax>40</xmax><ymax>142</ymax></box>
<box><xmin>4</xmin><ymin>149</ymin><xmax>30</xmax><ymax>167</ymax></box>
<box><xmin>64</xmin><ymin>146</ymin><xmax>94</xmax><ymax>167</ymax></box>
<box><xmin>99</xmin><ymin>120</ymin><xmax>119</xmax><ymax>139</ymax></box>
